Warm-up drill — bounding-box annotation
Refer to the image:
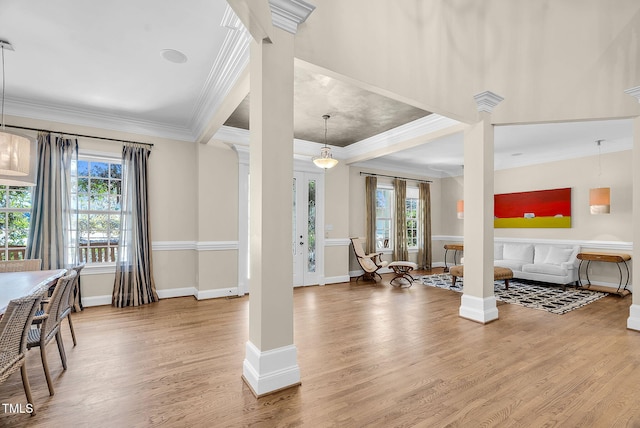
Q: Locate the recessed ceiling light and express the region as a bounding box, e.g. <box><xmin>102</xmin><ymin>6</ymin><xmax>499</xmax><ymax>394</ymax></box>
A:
<box><xmin>511</xmin><ymin>152</ymin><xmax>523</xmax><ymax>157</ymax></box>
<box><xmin>160</xmin><ymin>49</ymin><xmax>188</xmax><ymax>64</ymax></box>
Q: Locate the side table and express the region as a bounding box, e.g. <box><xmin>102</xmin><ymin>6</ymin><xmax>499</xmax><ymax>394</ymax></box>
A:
<box><xmin>577</xmin><ymin>252</ymin><xmax>631</xmax><ymax>296</ymax></box>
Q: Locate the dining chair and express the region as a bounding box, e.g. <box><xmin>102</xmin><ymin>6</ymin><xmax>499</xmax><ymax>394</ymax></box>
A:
<box><xmin>27</xmin><ymin>270</ymin><xmax>76</xmax><ymax>396</ymax></box>
<box><xmin>60</xmin><ymin>263</ymin><xmax>85</xmax><ymax>346</ymax></box>
<box><xmin>0</xmin><ymin>259</ymin><xmax>42</xmax><ymax>273</ymax></box>
<box><xmin>0</xmin><ymin>293</ymin><xmax>43</xmax><ymax>416</ymax></box>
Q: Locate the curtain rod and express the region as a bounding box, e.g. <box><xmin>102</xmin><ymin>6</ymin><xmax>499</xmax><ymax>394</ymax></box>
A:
<box><xmin>6</xmin><ymin>124</ymin><xmax>154</xmax><ymax>147</ymax></box>
<box><xmin>359</xmin><ymin>172</ymin><xmax>432</xmax><ymax>183</ymax></box>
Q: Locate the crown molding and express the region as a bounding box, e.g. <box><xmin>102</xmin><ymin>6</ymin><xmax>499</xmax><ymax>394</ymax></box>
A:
<box><xmin>624</xmin><ymin>86</ymin><xmax>640</xmax><ymax>103</ymax></box>
<box><xmin>5</xmin><ymin>96</ymin><xmax>195</xmax><ymax>142</ymax></box>
<box><xmin>342</xmin><ymin>114</ymin><xmax>461</xmax><ymax>160</ymax></box>
<box><xmin>190</xmin><ymin>5</ymin><xmax>251</xmax><ymax>139</ymax></box>
<box><xmin>474</xmin><ymin>91</ymin><xmax>504</xmax><ymax>113</ymax></box>
<box><xmin>269</xmin><ymin>0</ymin><xmax>316</xmax><ymax>34</ymax></box>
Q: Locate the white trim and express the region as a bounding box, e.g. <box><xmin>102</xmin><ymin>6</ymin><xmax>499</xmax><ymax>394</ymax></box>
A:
<box><xmin>324</xmin><ymin>275</ymin><xmax>350</xmax><ymax>284</ymax></box>
<box><xmin>432</xmin><ymin>235</ymin><xmax>633</xmax><ymax>252</ymax></box>
<box><xmin>157</xmin><ymin>287</ymin><xmax>198</xmax><ymax>299</ymax></box>
<box><xmin>627</xmin><ymin>305</ymin><xmax>640</xmax><ymax>331</ymax></box>
<box><xmin>82</xmin><ymin>263</ymin><xmax>116</xmax><ymax>275</ymax></box>
<box><xmin>269</xmin><ymin>0</ymin><xmax>316</xmax><ymax>34</ymax></box>
<box><xmin>152</xmin><ymin>241</ymin><xmax>197</xmax><ymax>251</ymax></box>
<box><xmin>81</xmin><ymin>295</ymin><xmax>112</xmax><ymax>307</ymax></box>
<box><xmin>474</xmin><ymin>91</ymin><xmax>504</xmax><ymax>113</ymax></box>
<box><xmin>242</xmin><ymin>341</ymin><xmax>301</xmax><ymax>396</ymax></box>
<box><xmin>196</xmin><ymin>241</ymin><xmax>239</xmax><ymax>251</ymax></box>
<box><xmin>459</xmin><ymin>294</ymin><xmax>499</xmax><ymax>324</ymax></box>
<box><xmin>196</xmin><ymin>287</ymin><xmax>239</xmax><ymax>300</ymax></box>
<box><xmin>325</xmin><ymin>238</ymin><xmax>350</xmax><ymax>247</ymax></box>
<box><xmin>191</xmin><ymin>5</ymin><xmax>251</xmax><ymax>139</ymax></box>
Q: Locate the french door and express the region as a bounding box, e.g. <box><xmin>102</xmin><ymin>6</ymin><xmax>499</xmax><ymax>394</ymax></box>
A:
<box><xmin>293</xmin><ymin>171</ymin><xmax>323</xmax><ymax>286</ymax></box>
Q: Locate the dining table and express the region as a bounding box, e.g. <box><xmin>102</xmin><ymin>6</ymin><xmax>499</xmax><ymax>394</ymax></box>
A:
<box><xmin>0</xmin><ymin>269</ymin><xmax>67</xmax><ymax>315</ymax></box>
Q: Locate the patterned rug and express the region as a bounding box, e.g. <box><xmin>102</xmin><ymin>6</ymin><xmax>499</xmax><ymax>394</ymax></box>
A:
<box><xmin>419</xmin><ymin>273</ymin><xmax>608</xmax><ymax>315</ymax></box>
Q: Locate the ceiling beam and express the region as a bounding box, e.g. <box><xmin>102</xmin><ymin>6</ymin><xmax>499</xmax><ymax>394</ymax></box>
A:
<box><xmin>197</xmin><ymin>67</ymin><xmax>250</xmax><ymax>145</ymax></box>
<box><xmin>344</xmin><ymin>119</ymin><xmax>466</xmax><ymax>165</ymax></box>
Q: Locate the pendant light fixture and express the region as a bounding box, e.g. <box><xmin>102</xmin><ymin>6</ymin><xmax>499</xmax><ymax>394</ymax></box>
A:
<box><xmin>0</xmin><ymin>40</ymin><xmax>36</xmax><ymax>186</ymax></box>
<box><xmin>312</xmin><ymin>114</ymin><xmax>338</xmax><ymax>169</ymax></box>
<box><xmin>589</xmin><ymin>139</ymin><xmax>610</xmax><ymax>214</ymax></box>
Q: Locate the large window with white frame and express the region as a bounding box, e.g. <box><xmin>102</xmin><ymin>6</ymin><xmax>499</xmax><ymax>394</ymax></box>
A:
<box><xmin>75</xmin><ymin>157</ymin><xmax>122</xmax><ymax>264</ymax></box>
<box><xmin>406</xmin><ymin>187</ymin><xmax>419</xmax><ymax>249</ymax></box>
<box><xmin>0</xmin><ymin>185</ymin><xmax>31</xmax><ymax>260</ymax></box>
<box><xmin>374</xmin><ymin>185</ymin><xmax>420</xmax><ymax>251</ymax></box>
<box><xmin>375</xmin><ymin>187</ymin><xmax>393</xmax><ymax>249</ymax></box>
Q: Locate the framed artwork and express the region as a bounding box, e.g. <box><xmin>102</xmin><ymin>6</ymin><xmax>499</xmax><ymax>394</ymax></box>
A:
<box><xmin>494</xmin><ymin>187</ymin><xmax>571</xmax><ymax>228</ymax></box>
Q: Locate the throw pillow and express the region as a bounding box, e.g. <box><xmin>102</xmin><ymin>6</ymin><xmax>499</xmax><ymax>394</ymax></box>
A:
<box><xmin>543</xmin><ymin>246</ymin><xmax>573</xmax><ymax>265</ymax></box>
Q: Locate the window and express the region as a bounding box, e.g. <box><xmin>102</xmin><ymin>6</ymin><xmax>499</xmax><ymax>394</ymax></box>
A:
<box><xmin>76</xmin><ymin>158</ymin><xmax>122</xmax><ymax>264</ymax></box>
<box><xmin>0</xmin><ymin>185</ymin><xmax>31</xmax><ymax>260</ymax></box>
<box><xmin>406</xmin><ymin>190</ymin><xmax>419</xmax><ymax>249</ymax></box>
<box><xmin>375</xmin><ymin>188</ymin><xmax>393</xmax><ymax>249</ymax></box>
<box><xmin>374</xmin><ymin>185</ymin><xmax>420</xmax><ymax>251</ymax></box>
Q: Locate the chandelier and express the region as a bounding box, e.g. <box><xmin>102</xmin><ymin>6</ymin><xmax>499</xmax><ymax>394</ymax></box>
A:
<box><xmin>312</xmin><ymin>114</ymin><xmax>338</xmax><ymax>169</ymax></box>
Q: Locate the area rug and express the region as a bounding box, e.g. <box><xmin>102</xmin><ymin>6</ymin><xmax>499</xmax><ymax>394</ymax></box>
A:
<box><xmin>419</xmin><ymin>273</ymin><xmax>608</xmax><ymax>315</ymax></box>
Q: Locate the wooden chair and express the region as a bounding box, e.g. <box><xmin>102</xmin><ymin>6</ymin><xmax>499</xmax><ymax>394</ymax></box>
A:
<box><xmin>27</xmin><ymin>270</ymin><xmax>77</xmax><ymax>396</ymax></box>
<box><xmin>0</xmin><ymin>294</ymin><xmax>43</xmax><ymax>416</ymax></box>
<box><xmin>0</xmin><ymin>259</ymin><xmax>42</xmax><ymax>273</ymax></box>
<box><xmin>350</xmin><ymin>237</ymin><xmax>389</xmax><ymax>282</ymax></box>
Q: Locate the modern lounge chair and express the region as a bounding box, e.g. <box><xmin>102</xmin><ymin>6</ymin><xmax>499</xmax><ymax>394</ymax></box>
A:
<box><xmin>350</xmin><ymin>237</ymin><xmax>389</xmax><ymax>282</ymax></box>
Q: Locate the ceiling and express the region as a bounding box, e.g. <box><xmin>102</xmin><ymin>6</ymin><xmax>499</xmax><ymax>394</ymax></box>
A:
<box><xmin>0</xmin><ymin>0</ymin><xmax>634</xmax><ymax>177</ymax></box>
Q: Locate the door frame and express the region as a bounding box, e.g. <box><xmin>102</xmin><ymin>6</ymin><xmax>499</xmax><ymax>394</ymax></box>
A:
<box><xmin>234</xmin><ymin>145</ymin><xmax>325</xmax><ymax>295</ymax></box>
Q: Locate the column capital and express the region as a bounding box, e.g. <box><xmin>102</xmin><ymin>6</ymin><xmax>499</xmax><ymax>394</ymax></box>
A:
<box><xmin>473</xmin><ymin>91</ymin><xmax>504</xmax><ymax>113</ymax></box>
<box><xmin>624</xmin><ymin>86</ymin><xmax>640</xmax><ymax>103</ymax></box>
<box><xmin>269</xmin><ymin>0</ymin><xmax>316</xmax><ymax>34</ymax></box>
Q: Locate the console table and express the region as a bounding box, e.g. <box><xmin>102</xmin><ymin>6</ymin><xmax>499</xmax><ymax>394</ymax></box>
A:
<box><xmin>443</xmin><ymin>244</ymin><xmax>463</xmax><ymax>272</ymax></box>
<box><xmin>576</xmin><ymin>252</ymin><xmax>631</xmax><ymax>296</ymax></box>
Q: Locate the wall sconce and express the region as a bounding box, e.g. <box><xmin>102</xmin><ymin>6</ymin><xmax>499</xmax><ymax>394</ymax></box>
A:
<box><xmin>456</xmin><ymin>199</ymin><xmax>464</xmax><ymax>219</ymax></box>
<box><xmin>589</xmin><ymin>140</ymin><xmax>610</xmax><ymax>214</ymax></box>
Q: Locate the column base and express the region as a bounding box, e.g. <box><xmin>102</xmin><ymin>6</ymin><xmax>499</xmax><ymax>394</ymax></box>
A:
<box><xmin>627</xmin><ymin>304</ymin><xmax>640</xmax><ymax>331</ymax></box>
<box><xmin>242</xmin><ymin>341</ymin><xmax>301</xmax><ymax>397</ymax></box>
<box><xmin>459</xmin><ymin>294</ymin><xmax>499</xmax><ymax>324</ymax></box>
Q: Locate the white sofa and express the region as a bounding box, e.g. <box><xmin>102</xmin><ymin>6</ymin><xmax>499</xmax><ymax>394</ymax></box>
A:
<box><xmin>493</xmin><ymin>242</ymin><xmax>580</xmax><ymax>286</ymax></box>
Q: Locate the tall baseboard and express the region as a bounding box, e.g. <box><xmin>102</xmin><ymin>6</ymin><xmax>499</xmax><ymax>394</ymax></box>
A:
<box><xmin>459</xmin><ymin>294</ymin><xmax>499</xmax><ymax>324</ymax></box>
<box><xmin>627</xmin><ymin>304</ymin><xmax>640</xmax><ymax>331</ymax></box>
<box><xmin>242</xmin><ymin>341</ymin><xmax>301</xmax><ymax>397</ymax></box>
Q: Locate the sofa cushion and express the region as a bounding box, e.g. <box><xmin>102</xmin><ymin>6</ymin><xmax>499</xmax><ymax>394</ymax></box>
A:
<box><xmin>502</xmin><ymin>243</ymin><xmax>534</xmax><ymax>263</ymax></box>
<box><xmin>543</xmin><ymin>246</ymin><xmax>574</xmax><ymax>265</ymax></box>
<box><xmin>522</xmin><ymin>263</ymin><xmax>567</xmax><ymax>276</ymax></box>
<box><xmin>494</xmin><ymin>260</ymin><xmax>527</xmax><ymax>272</ymax></box>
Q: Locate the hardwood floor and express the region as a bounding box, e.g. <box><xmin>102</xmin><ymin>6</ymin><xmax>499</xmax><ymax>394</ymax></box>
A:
<box><xmin>2</xmin><ymin>270</ymin><xmax>639</xmax><ymax>427</ymax></box>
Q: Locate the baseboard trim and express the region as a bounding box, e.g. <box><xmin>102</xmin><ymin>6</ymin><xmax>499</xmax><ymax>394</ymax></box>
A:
<box><xmin>324</xmin><ymin>275</ymin><xmax>350</xmax><ymax>284</ymax></box>
<box><xmin>157</xmin><ymin>287</ymin><xmax>198</xmax><ymax>299</ymax></box>
<box><xmin>82</xmin><ymin>295</ymin><xmax>112</xmax><ymax>307</ymax></box>
<box><xmin>627</xmin><ymin>304</ymin><xmax>640</xmax><ymax>331</ymax></box>
<box><xmin>242</xmin><ymin>341</ymin><xmax>301</xmax><ymax>397</ymax></box>
<box><xmin>196</xmin><ymin>287</ymin><xmax>239</xmax><ymax>300</ymax></box>
<box><xmin>459</xmin><ymin>294</ymin><xmax>499</xmax><ymax>324</ymax></box>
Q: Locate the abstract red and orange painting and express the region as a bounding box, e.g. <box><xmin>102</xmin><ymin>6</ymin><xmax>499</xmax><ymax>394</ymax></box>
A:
<box><xmin>494</xmin><ymin>187</ymin><xmax>571</xmax><ymax>228</ymax></box>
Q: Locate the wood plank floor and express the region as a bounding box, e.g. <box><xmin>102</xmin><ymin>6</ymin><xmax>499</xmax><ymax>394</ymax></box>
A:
<box><xmin>2</xmin><ymin>270</ymin><xmax>639</xmax><ymax>427</ymax></box>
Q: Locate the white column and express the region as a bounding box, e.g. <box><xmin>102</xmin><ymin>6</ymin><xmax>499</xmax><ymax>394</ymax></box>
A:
<box><xmin>239</xmin><ymin>0</ymin><xmax>315</xmax><ymax>397</ymax></box>
<box><xmin>459</xmin><ymin>91</ymin><xmax>503</xmax><ymax>324</ymax></box>
<box><xmin>624</xmin><ymin>86</ymin><xmax>640</xmax><ymax>331</ymax></box>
